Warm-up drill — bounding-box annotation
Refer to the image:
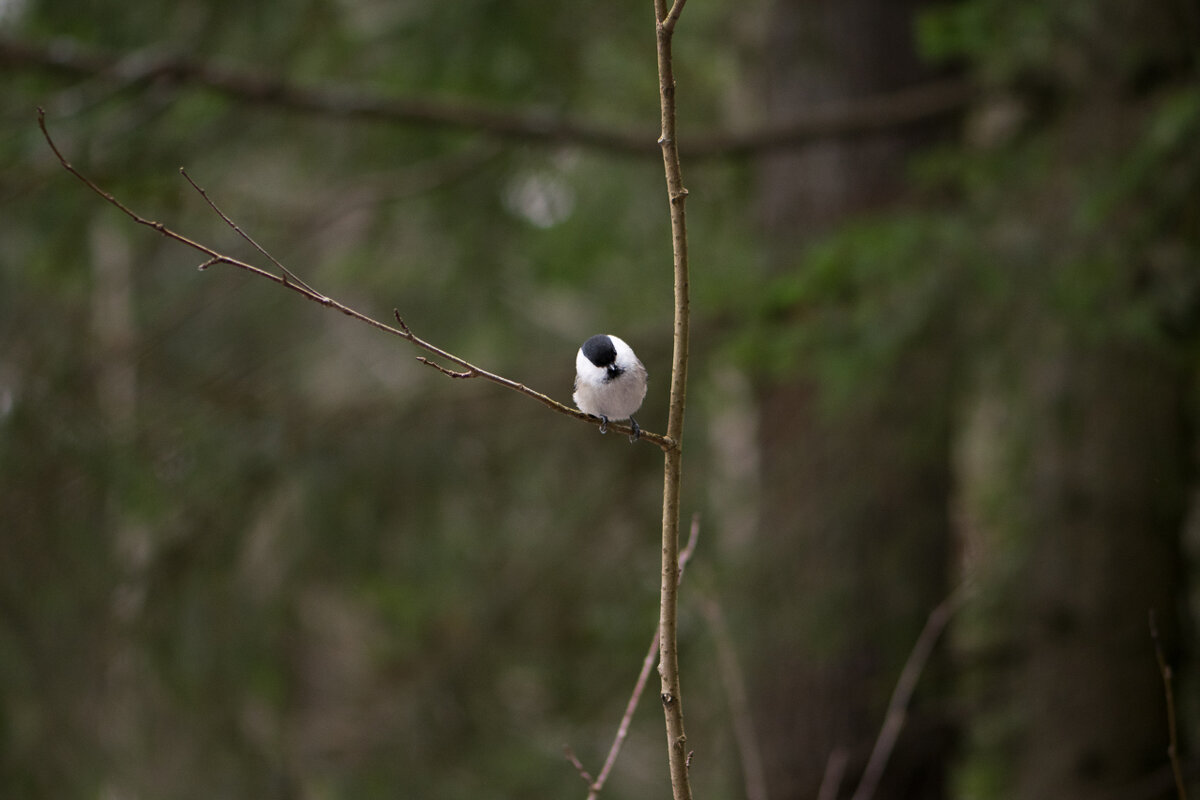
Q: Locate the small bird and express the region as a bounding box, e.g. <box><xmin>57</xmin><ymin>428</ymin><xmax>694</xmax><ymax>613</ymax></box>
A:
<box><xmin>573</xmin><ymin>334</ymin><xmax>648</xmax><ymax>441</ymax></box>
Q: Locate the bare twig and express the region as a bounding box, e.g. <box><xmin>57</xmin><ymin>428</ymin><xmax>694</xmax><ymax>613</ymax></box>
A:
<box><xmin>849</xmin><ymin>588</ymin><xmax>966</xmax><ymax>800</ymax></box>
<box><xmin>569</xmin><ymin>513</ymin><xmax>700</xmax><ymax>799</ymax></box>
<box><xmin>415</xmin><ymin>357</ymin><xmax>476</xmax><ymax>379</ymax></box>
<box><xmin>36</xmin><ymin>108</ymin><xmax>670</xmax><ymax>450</ymax></box>
<box><xmin>7</xmin><ymin>37</ymin><xmax>970</xmax><ymax>159</ymax></box>
<box><xmin>1150</xmin><ymin>610</ymin><xmax>1189</xmax><ymax>800</ymax></box>
<box><xmin>701</xmin><ymin>594</ymin><xmax>768</xmax><ymax>800</ymax></box>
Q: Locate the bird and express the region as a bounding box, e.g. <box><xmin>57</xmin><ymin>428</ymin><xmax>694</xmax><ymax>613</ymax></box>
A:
<box><xmin>573</xmin><ymin>334</ymin><xmax>648</xmax><ymax>442</ymax></box>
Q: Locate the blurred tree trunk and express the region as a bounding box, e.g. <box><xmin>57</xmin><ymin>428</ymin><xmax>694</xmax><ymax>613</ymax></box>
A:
<box><xmin>947</xmin><ymin>2</ymin><xmax>1197</xmax><ymax>796</ymax></box>
<box><xmin>743</xmin><ymin>1</ymin><xmax>955</xmax><ymax>799</ymax></box>
<box><xmin>955</xmin><ymin>322</ymin><xmax>1190</xmax><ymax>799</ymax></box>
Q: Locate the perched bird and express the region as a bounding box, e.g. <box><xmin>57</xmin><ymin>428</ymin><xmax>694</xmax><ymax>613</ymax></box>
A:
<box><xmin>573</xmin><ymin>334</ymin><xmax>648</xmax><ymax>441</ymax></box>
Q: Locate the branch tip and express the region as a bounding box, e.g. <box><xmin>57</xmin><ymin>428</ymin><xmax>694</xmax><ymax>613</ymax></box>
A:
<box><xmin>563</xmin><ymin>745</ymin><xmax>595</xmax><ymax>787</ymax></box>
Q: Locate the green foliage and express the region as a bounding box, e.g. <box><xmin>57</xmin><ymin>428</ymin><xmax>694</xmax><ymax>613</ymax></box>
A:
<box><xmin>916</xmin><ymin>1</ymin><xmax>1062</xmax><ymax>80</ymax></box>
<box><xmin>917</xmin><ymin>0</ymin><xmax>1194</xmax><ymax>89</ymax></box>
<box><xmin>729</xmin><ymin>211</ymin><xmax>967</xmax><ymax>408</ymax></box>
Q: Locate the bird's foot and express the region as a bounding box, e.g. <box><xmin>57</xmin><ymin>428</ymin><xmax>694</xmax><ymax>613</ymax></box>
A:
<box><xmin>628</xmin><ymin>417</ymin><xmax>641</xmax><ymax>443</ymax></box>
<box><xmin>598</xmin><ymin>415</ymin><xmax>609</xmax><ymax>434</ymax></box>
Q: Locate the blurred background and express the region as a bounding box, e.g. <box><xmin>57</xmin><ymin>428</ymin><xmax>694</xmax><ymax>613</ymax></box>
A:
<box><xmin>2</xmin><ymin>0</ymin><xmax>1199</xmax><ymax>798</ymax></box>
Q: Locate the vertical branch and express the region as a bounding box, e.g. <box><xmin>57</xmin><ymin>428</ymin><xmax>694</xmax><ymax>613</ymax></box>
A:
<box><xmin>653</xmin><ymin>1</ymin><xmax>693</xmax><ymax>799</ymax></box>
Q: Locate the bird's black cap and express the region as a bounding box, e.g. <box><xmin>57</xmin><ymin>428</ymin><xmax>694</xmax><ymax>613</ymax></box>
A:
<box><xmin>581</xmin><ymin>334</ymin><xmax>617</xmax><ymax>368</ymax></box>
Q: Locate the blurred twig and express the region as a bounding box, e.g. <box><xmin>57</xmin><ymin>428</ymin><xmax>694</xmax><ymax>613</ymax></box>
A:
<box><xmin>701</xmin><ymin>594</ymin><xmax>768</xmax><ymax>800</ymax></box>
<box><xmin>36</xmin><ymin>109</ymin><xmax>669</xmax><ymax>449</ymax></box>
<box><xmin>849</xmin><ymin>588</ymin><xmax>965</xmax><ymax>800</ymax></box>
<box><xmin>6</xmin><ymin>36</ymin><xmax>969</xmax><ymax>159</ymax></box>
<box><xmin>1150</xmin><ymin>610</ymin><xmax>1188</xmax><ymax>800</ymax></box>
<box><xmin>816</xmin><ymin>749</ymin><xmax>850</xmax><ymax>800</ymax></box>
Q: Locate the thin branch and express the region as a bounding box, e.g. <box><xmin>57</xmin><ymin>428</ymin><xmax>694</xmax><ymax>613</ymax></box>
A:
<box><xmin>849</xmin><ymin>588</ymin><xmax>966</xmax><ymax>800</ymax></box>
<box><xmin>653</xmin><ymin>0</ymin><xmax>694</xmax><ymax>795</ymax></box>
<box><xmin>37</xmin><ymin>109</ymin><xmax>671</xmax><ymax>450</ymax></box>
<box><xmin>7</xmin><ymin>37</ymin><xmax>969</xmax><ymax>159</ymax></box>
<box><xmin>569</xmin><ymin>513</ymin><xmax>700</xmax><ymax>800</ymax></box>
<box><xmin>1150</xmin><ymin>610</ymin><xmax>1189</xmax><ymax>800</ymax></box>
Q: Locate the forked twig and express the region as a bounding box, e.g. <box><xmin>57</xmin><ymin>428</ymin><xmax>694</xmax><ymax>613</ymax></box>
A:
<box><xmin>36</xmin><ymin>108</ymin><xmax>671</xmax><ymax>450</ymax></box>
<box><xmin>179</xmin><ymin>167</ymin><xmax>323</xmax><ymax>298</ymax></box>
<box><xmin>569</xmin><ymin>513</ymin><xmax>700</xmax><ymax>799</ymax></box>
<box><xmin>662</xmin><ymin>0</ymin><xmax>688</xmax><ymax>30</ymax></box>
<box><xmin>415</xmin><ymin>356</ymin><xmax>477</xmax><ymax>379</ymax></box>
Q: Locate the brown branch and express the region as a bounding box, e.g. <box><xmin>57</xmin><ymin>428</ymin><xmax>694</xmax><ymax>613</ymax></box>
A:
<box><xmin>1150</xmin><ymin>611</ymin><xmax>1189</xmax><ymax>800</ymax></box>
<box><xmin>653</xmin><ymin>0</ymin><xmax>693</xmax><ymax>795</ymax></box>
<box><xmin>569</xmin><ymin>513</ymin><xmax>700</xmax><ymax>799</ymax></box>
<box><xmin>7</xmin><ymin>37</ymin><xmax>969</xmax><ymax>159</ymax></box>
<box><xmin>36</xmin><ymin>108</ymin><xmax>671</xmax><ymax>450</ymax></box>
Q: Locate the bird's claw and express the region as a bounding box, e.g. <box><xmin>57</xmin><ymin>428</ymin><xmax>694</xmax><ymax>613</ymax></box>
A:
<box><xmin>628</xmin><ymin>417</ymin><xmax>641</xmax><ymax>443</ymax></box>
<box><xmin>598</xmin><ymin>415</ymin><xmax>609</xmax><ymax>434</ymax></box>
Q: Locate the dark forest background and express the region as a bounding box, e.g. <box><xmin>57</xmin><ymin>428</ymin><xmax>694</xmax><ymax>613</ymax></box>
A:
<box><xmin>2</xmin><ymin>0</ymin><xmax>1199</xmax><ymax>798</ymax></box>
